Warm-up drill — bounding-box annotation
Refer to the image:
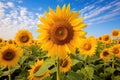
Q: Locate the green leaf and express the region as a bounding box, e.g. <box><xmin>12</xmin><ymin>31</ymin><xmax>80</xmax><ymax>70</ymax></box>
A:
<box><xmin>72</xmin><ymin>59</ymin><xmax>79</xmax><ymax>66</ymax></box>
<box><xmin>1</xmin><ymin>65</ymin><xmax>20</xmax><ymax>77</ymax></box>
<box><xmin>42</xmin><ymin>76</ymin><xmax>52</xmax><ymax>80</ymax></box>
<box><xmin>105</xmin><ymin>67</ymin><xmax>114</xmax><ymax>76</ymax></box>
<box><xmin>114</xmin><ymin>76</ymin><xmax>120</xmax><ymax>80</ymax></box>
<box><xmin>67</xmin><ymin>71</ymin><xmax>83</xmax><ymax>80</ymax></box>
<box><xmin>93</xmin><ymin>75</ymin><xmax>103</xmax><ymax>80</ymax></box>
<box><xmin>19</xmin><ymin>55</ymin><xmax>28</xmax><ymax>65</ymax></box>
<box><xmin>34</xmin><ymin>58</ymin><xmax>56</xmax><ymax>76</ymax></box>
<box><xmin>81</xmin><ymin>66</ymin><xmax>94</xmax><ymax>80</ymax></box>
<box><xmin>78</xmin><ymin>54</ymin><xmax>87</xmax><ymax>61</ymax></box>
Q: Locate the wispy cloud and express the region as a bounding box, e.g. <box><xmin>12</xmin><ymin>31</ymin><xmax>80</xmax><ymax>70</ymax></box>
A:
<box><xmin>0</xmin><ymin>1</ymin><xmax>43</xmax><ymax>40</ymax></box>
<box><xmin>81</xmin><ymin>0</ymin><xmax>120</xmax><ymax>25</ymax></box>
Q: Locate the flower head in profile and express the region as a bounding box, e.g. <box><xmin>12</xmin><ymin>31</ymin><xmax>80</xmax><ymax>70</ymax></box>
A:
<box><xmin>60</xmin><ymin>56</ymin><xmax>72</xmax><ymax>73</ymax></box>
<box><xmin>15</xmin><ymin>30</ymin><xmax>33</xmax><ymax>46</ymax></box>
<box><xmin>28</xmin><ymin>60</ymin><xmax>50</xmax><ymax>80</ymax></box>
<box><xmin>37</xmin><ymin>4</ymin><xmax>87</xmax><ymax>58</ymax></box>
<box><xmin>79</xmin><ymin>36</ymin><xmax>97</xmax><ymax>57</ymax></box>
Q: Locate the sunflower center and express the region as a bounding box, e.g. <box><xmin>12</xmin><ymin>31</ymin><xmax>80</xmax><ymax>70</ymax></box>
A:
<box><xmin>113</xmin><ymin>48</ymin><xmax>119</xmax><ymax>54</ymax></box>
<box><xmin>103</xmin><ymin>51</ymin><xmax>109</xmax><ymax>56</ymax></box>
<box><xmin>60</xmin><ymin>59</ymin><xmax>68</xmax><ymax>67</ymax></box>
<box><xmin>50</xmin><ymin>24</ymin><xmax>73</xmax><ymax>45</ymax></box>
<box><xmin>84</xmin><ymin>43</ymin><xmax>91</xmax><ymax>50</ymax></box>
<box><xmin>3</xmin><ymin>50</ymin><xmax>15</xmax><ymax>60</ymax></box>
<box><xmin>104</xmin><ymin>36</ymin><xmax>109</xmax><ymax>41</ymax></box>
<box><xmin>20</xmin><ymin>35</ymin><xmax>29</xmax><ymax>43</ymax></box>
<box><xmin>8</xmin><ymin>40</ymin><xmax>13</xmax><ymax>44</ymax></box>
<box><xmin>113</xmin><ymin>32</ymin><xmax>118</xmax><ymax>36</ymax></box>
<box><xmin>118</xmin><ymin>41</ymin><xmax>120</xmax><ymax>44</ymax></box>
<box><xmin>0</xmin><ymin>39</ymin><xmax>2</xmax><ymax>43</ymax></box>
<box><xmin>99</xmin><ymin>37</ymin><xmax>102</xmax><ymax>40</ymax></box>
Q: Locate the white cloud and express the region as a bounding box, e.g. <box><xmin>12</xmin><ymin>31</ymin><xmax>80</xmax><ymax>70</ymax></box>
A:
<box><xmin>84</xmin><ymin>5</ymin><xmax>111</xmax><ymax>19</ymax></box>
<box><xmin>38</xmin><ymin>7</ymin><xmax>42</xmax><ymax>11</ymax></box>
<box><xmin>20</xmin><ymin>7</ymin><xmax>27</xmax><ymax>16</ymax></box>
<box><xmin>0</xmin><ymin>1</ymin><xmax>43</xmax><ymax>40</ymax></box>
<box><xmin>18</xmin><ymin>0</ymin><xmax>23</xmax><ymax>3</ymax></box>
<box><xmin>81</xmin><ymin>0</ymin><xmax>120</xmax><ymax>25</ymax></box>
<box><xmin>6</xmin><ymin>2</ymin><xmax>14</xmax><ymax>7</ymax></box>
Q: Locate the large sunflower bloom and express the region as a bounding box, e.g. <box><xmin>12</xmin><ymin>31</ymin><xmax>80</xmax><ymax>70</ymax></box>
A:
<box><xmin>0</xmin><ymin>45</ymin><xmax>23</xmax><ymax>67</ymax></box>
<box><xmin>28</xmin><ymin>60</ymin><xmax>50</xmax><ymax>80</ymax></box>
<box><xmin>79</xmin><ymin>36</ymin><xmax>97</xmax><ymax>57</ymax></box>
<box><xmin>100</xmin><ymin>48</ymin><xmax>111</xmax><ymax>61</ymax></box>
<box><xmin>110</xmin><ymin>44</ymin><xmax>120</xmax><ymax>58</ymax></box>
<box><xmin>15</xmin><ymin>30</ymin><xmax>33</xmax><ymax>46</ymax></box>
<box><xmin>111</xmin><ymin>29</ymin><xmax>120</xmax><ymax>38</ymax></box>
<box><xmin>60</xmin><ymin>56</ymin><xmax>72</xmax><ymax>73</ymax></box>
<box><xmin>37</xmin><ymin>4</ymin><xmax>87</xmax><ymax>58</ymax></box>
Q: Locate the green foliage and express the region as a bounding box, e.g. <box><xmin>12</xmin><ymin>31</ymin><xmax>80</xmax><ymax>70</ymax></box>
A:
<box><xmin>1</xmin><ymin>38</ymin><xmax>120</xmax><ymax>80</ymax></box>
<box><xmin>35</xmin><ymin>58</ymin><xmax>56</xmax><ymax>76</ymax></box>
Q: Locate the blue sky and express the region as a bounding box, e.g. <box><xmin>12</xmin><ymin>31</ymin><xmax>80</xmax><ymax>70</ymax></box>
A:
<box><xmin>0</xmin><ymin>0</ymin><xmax>120</xmax><ymax>40</ymax></box>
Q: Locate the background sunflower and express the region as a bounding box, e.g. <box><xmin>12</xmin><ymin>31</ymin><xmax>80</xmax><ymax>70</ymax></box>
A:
<box><xmin>15</xmin><ymin>30</ymin><xmax>33</xmax><ymax>46</ymax></box>
<box><xmin>0</xmin><ymin>44</ymin><xmax>22</xmax><ymax>67</ymax></box>
<box><xmin>111</xmin><ymin>29</ymin><xmax>120</xmax><ymax>38</ymax></box>
<box><xmin>60</xmin><ymin>56</ymin><xmax>72</xmax><ymax>73</ymax></box>
<box><xmin>79</xmin><ymin>36</ymin><xmax>97</xmax><ymax>57</ymax></box>
<box><xmin>100</xmin><ymin>48</ymin><xmax>111</xmax><ymax>61</ymax></box>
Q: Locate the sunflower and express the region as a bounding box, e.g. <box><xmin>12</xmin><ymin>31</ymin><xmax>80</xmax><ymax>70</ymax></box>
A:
<box><xmin>110</xmin><ymin>44</ymin><xmax>120</xmax><ymax>58</ymax></box>
<box><xmin>79</xmin><ymin>36</ymin><xmax>97</xmax><ymax>57</ymax></box>
<box><xmin>97</xmin><ymin>36</ymin><xmax>102</xmax><ymax>42</ymax></box>
<box><xmin>0</xmin><ymin>38</ymin><xmax>5</xmax><ymax>45</ymax></box>
<box><xmin>36</xmin><ymin>4</ymin><xmax>87</xmax><ymax>58</ymax></box>
<box><xmin>111</xmin><ymin>29</ymin><xmax>120</xmax><ymax>38</ymax></box>
<box><xmin>15</xmin><ymin>30</ymin><xmax>33</xmax><ymax>46</ymax></box>
<box><xmin>60</xmin><ymin>56</ymin><xmax>72</xmax><ymax>73</ymax></box>
<box><xmin>102</xmin><ymin>34</ymin><xmax>112</xmax><ymax>43</ymax></box>
<box><xmin>28</xmin><ymin>60</ymin><xmax>50</xmax><ymax>80</ymax></box>
<box><xmin>117</xmin><ymin>39</ymin><xmax>120</xmax><ymax>44</ymax></box>
<box><xmin>6</xmin><ymin>39</ymin><xmax>14</xmax><ymax>45</ymax></box>
<box><xmin>32</xmin><ymin>40</ymin><xmax>39</xmax><ymax>46</ymax></box>
<box><xmin>0</xmin><ymin>45</ymin><xmax>22</xmax><ymax>67</ymax></box>
<box><xmin>100</xmin><ymin>48</ymin><xmax>111</xmax><ymax>61</ymax></box>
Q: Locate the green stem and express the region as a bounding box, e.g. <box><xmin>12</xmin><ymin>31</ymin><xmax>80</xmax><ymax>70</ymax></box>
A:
<box><xmin>111</xmin><ymin>57</ymin><xmax>115</xmax><ymax>79</ymax></box>
<box><xmin>84</xmin><ymin>56</ymin><xmax>88</xmax><ymax>80</ymax></box>
<box><xmin>103</xmin><ymin>61</ymin><xmax>106</xmax><ymax>80</ymax></box>
<box><xmin>57</xmin><ymin>57</ymin><xmax>60</xmax><ymax>80</ymax></box>
<box><xmin>8</xmin><ymin>67</ymin><xmax>11</xmax><ymax>80</ymax></box>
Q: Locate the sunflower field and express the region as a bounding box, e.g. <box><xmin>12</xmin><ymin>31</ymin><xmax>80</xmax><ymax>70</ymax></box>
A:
<box><xmin>0</xmin><ymin>4</ymin><xmax>120</xmax><ymax>80</ymax></box>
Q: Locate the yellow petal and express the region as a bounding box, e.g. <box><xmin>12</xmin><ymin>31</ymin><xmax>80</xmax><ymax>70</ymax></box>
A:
<box><xmin>48</xmin><ymin>7</ymin><xmax>55</xmax><ymax>15</ymax></box>
<box><xmin>71</xmin><ymin>18</ymin><xmax>83</xmax><ymax>26</ymax></box>
<box><xmin>62</xmin><ymin>4</ymin><xmax>66</xmax><ymax>12</ymax></box>
<box><xmin>56</xmin><ymin>5</ymin><xmax>61</xmax><ymax>13</ymax></box>
<box><xmin>66</xmin><ymin>4</ymin><xmax>70</xmax><ymax>14</ymax></box>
